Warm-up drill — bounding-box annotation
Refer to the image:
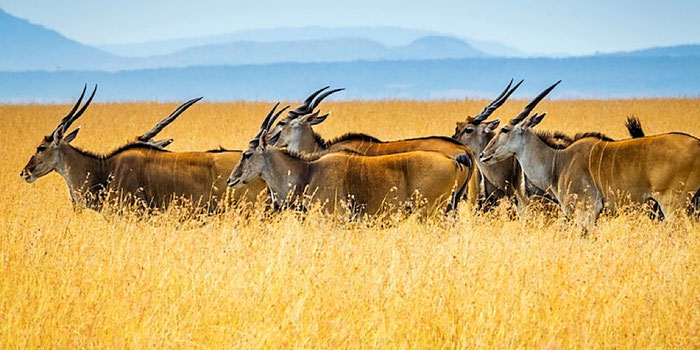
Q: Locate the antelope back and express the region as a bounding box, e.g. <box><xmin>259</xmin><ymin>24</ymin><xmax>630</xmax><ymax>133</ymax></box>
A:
<box><xmin>306</xmin><ymin>150</ymin><xmax>471</xmax><ymax>215</ymax></box>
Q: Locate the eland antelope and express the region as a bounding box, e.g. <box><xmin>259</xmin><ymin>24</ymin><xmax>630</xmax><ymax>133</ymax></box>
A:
<box><xmin>452</xmin><ymin>79</ymin><xmax>536</xmax><ymax>212</ymax></box>
<box><xmin>480</xmin><ymin>97</ymin><xmax>700</xmax><ymax>225</ymax></box>
<box><xmin>455</xmin><ymin>80</ymin><xmax>663</xmax><ymax>219</ymax></box>
<box><xmin>266</xmin><ymin>87</ymin><xmax>482</xmax><ymax>208</ymax></box>
<box><xmin>227</xmin><ymin>104</ymin><xmax>472</xmax><ymax>216</ymax></box>
<box><xmin>20</xmin><ymin>86</ymin><xmax>268</xmax><ymax>212</ymax></box>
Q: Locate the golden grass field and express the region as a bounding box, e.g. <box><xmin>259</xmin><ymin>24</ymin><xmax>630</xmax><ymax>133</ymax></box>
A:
<box><xmin>1</xmin><ymin>98</ymin><xmax>699</xmax><ymax>348</ymax></box>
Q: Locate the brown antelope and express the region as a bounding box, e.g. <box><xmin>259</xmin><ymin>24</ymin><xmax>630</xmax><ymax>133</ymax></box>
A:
<box><xmin>227</xmin><ymin>104</ymin><xmax>472</xmax><ymax>216</ymax></box>
<box><xmin>20</xmin><ymin>86</ymin><xmax>270</xmax><ymax>212</ymax></box>
<box><xmin>266</xmin><ymin>87</ymin><xmax>482</xmax><ymax>209</ymax></box>
<box><xmin>480</xmin><ymin>100</ymin><xmax>700</xmax><ymax>225</ymax></box>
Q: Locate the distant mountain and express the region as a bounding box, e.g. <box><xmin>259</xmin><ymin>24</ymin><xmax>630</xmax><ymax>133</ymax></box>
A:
<box><xmin>604</xmin><ymin>44</ymin><xmax>700</xmax><ymax>57</ymax></box>
<box><xmin>138</xmin><ymin>38</ymin><xmax>387</xmax><ymax>68</ymax></box>
<box><xmin>98</xmin><ymin>26</ymin><xmax>523</xmax><ymax>57</ymax></box>
<box><xmin>388</xmin><ymin>36</ymin><xmax>486</xmax><ymax>59</ymax></box>
<box><xmin>2</xmin><ymin>7</ymin><xmax>697</xmax><ymax>85</ymax></box>
<box><xmin>0</xmin><ymin>9</ymin><xmax>123</xmax><ymax>71</ymax></box>
<box><xmin>134</xmin><ymin>36</ymin><xmax>487</xmax><ymax>69</ymax></box>
<box><xmin>2</xmin><ymin>56</ymin><xmax>697</xmax><ymax>102</ymax></box>
<box><xmin>0</xmin><ymin>11</ymin><xmax>503</xmax><ymax>71</ymax></box>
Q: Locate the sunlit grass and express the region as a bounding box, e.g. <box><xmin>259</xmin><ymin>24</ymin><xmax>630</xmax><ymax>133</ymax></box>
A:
<box><xmin>1</xmin><ymin>99</ymin><xmax>699</xmax><ymax>348</ymax></box>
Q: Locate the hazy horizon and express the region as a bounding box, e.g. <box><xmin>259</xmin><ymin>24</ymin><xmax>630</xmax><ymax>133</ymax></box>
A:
<box><xmin>1</xmin><ymin>0</ymin><xmax>699</xmax><ymax>56</ymax></box>
<box><xmin>2</xmin><ymin>1</ymin><xmax>699</xmax><ymax>101</ymax></box>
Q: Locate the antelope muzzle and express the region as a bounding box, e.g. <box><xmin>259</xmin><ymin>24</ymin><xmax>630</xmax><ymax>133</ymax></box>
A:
<box><xmin>20</xmin><ymin>167</ymin><xmax>35</xmax><ymax>183</ymax></box>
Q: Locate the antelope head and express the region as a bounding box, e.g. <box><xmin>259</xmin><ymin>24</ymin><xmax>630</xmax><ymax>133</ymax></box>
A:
<box><xmin>227</xmin><ymin>102</ymin><xmax>289</xmax><ymax>189</ymax></box>
<box><xmin>480</xmin><ymin>80</ymin><xmax>561</xmax><ymax>163</ymax></box>
<box><xmin>453</xmin><ymin>79</ymin><xmax>522</xmax><ymax>153</ymax></box>
<box><xmin>21</xmin><ymin>85</ymin><xmax>97</xmax><ymax>183</ymax></box>
<box><xmin>266</xmin><ymin>86</ymin><xmax>344</xmax><ymax>151</ymax></box>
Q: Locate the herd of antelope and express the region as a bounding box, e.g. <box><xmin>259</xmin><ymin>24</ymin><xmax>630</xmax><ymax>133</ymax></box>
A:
<box><xmin>21</xmin><ymin>81</ymin><xmax>700</xmax><ymax>226</ymax></box>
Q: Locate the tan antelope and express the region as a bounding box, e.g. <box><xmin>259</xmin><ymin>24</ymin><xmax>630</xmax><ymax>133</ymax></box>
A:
<box><xmin>455</xmin><ymin>80</ymin><xmax>662</xmax><ymax>218</ymax></box>
<box><xmin>266</xmin><ymin>87</ymin><xmax>482</xmax><ymax>208</ymax></box>
<box><xmin>452</xmin><ymin>80</ymin><xmax>611</xmax><ymax>215</ymax></box>
<box><xmin>20</xmin><ymin>86</ymin><xmax>270</xmax><ymax>212</ymax></box>
<box><xmin>480</xmin><ymin>96</ymin><xmax>700</xmax><ymax>225</ymax></box>
<box><xmin>227</xmin><ymin>104</ymin><xmax>473</xmax><ymax>216</ymax></box>
<box><xmin>452</xmin><ymin>79</ymin><xmax>538</xmax><ymax>212</ymax></box>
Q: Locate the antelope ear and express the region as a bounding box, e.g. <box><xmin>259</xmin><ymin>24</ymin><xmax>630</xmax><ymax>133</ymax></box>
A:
<box><xmin>309</xmin><ymin>112</ymin><xmax>329</xmax><ymax>126</ymax></box>
<box><xmin>52</xmin><ymin>125</ymin><xmax>66</xmax><ymax>144</ymax></box>
<box><xmin>523</xmin><ymin>113</ymin><xmax>546</xmax><ymax>129</ymax></box>
<box><xmin>152</xmin><ymin>139</ymin><xmax>174</xmax><ymax>148</ymax></box>
<box><xmin>267</xmin><ymin>131</ymin><xmax>281</xmax><ymax>145</ymax></box>
<box><xmin>484</xmin><ymin>119</ymin><xmax>500</xmax><ymax>132</ymax></box>
<box><xmin>259</xmin><ymin>130</ymin><xmax>269</xmax><ymax>149</ymax></box>
<box><xmin>63</xmin><ymin>126</ymin><xmax>81</xmax><ymax>143</ymax></box>
<box><xmin>299</xmin><ymin>110</ymin><xmax>321</xmax><ymax>124</ymax></box>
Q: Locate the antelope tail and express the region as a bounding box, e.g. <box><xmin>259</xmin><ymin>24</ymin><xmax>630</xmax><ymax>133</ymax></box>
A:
<box><xmin>625</xmin><ymin>116</ymin><xmax>645</xmax><ymax>138</ymax></box>
<box><xmin>692</xmin><ymin>186</ymin><xmax>700</xmax><ymax>216</ymax></box>
<box><xmin>455</xmin><ymin>153</ymin><xmax>472</xmax><ymax>171</ymax></box>
<box><xmin>693</xmin><ymin>139</ymin><xmax>700</xmax><ymax>217</ymax></box>
<box><xmin>447</xmin><ymin>153</ymin><xmax>473</xmax><ymax>212</ymax></box>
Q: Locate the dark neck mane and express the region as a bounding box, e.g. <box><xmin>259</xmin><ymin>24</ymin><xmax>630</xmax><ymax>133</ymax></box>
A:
<box><xmin>72</xmin><ymin>142</ymin><xmax>170</xmax><ymax>160</ymax></box>
<box><xmin>319</xmin><ymin>132</ymin><xmax>463</xmax><ymax>148</ymax></box>
<box><xmin>535</xmin><ymin>130</ymin><xmax>614</xmax><ymax>149</ymax></box>
<box><xmin>206</xmin><ymin>146</ymin><xmax>234</xmax><ymax>153</ymax></box>
<box><xmin>404</xmin><ymin>135</ymin><xmax>464</xmax><ymax>146</ymax></box>
<box><xmin>535</xmin><ymin>130</ymin><xmax>574</xmax><ymax>149</ymax></box>
<box><xmin>316</xmin><ymin>132</ymin><xmax>383</xmax><ymax>149</ymax></box>
<box><xmin>276</xmin><ymin>147</ymin><xmax>363</xmax><ymax>162</ymax></box>
<box><xmin>572</xmin><ymin>132</ymin><xmax>614</xmax><ymax>142</ymax></box>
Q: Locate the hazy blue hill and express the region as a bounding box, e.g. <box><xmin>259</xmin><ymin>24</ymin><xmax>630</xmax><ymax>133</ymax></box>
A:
<box><xmin>136</xmin><ymin>36</ymin><xmax>487</xmax><ymax>68</ymax></box>
<box><xmin>605</xmin><ymin>44</ymin><xmax>700</xmax><ymax>57</ymax></box>
<box><xmin>1</xmin><ymin>10</ymin><xmax>696</xmax><ymax>100</ymax></box>
<box><xmin>0</xmin><ymin>11</ymin><xmax>497</xmax><ymax>71</ymax></box>
<box><xmin>98</xmin><ymin>26</ymin><xmax>522</xmax><ymax>57</ymax></box>
<box><xmin>2</xmin><ymin>56</ymin><xmax>697</xmax><ymax>102</ymax></box>
<box><xmin>138</xmin><ymin>38</ymin><xmax>389</xmax><ymax>68</ymax></box>
<box><xmin>0</xmin><ymin>9</ymin><xmax>123</xmax><ymax>71</ymax></box>
<box><xmin>389</xmin><ymin>36</ymin><xmax>487</xmax><ymax>59</ymax></box>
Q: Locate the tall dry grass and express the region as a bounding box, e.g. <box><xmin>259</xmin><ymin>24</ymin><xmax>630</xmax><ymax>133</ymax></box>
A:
<box><xmin>1</xmin><ymin>99</ymin><xmax>699</xmax><ymax>348</ymax></box>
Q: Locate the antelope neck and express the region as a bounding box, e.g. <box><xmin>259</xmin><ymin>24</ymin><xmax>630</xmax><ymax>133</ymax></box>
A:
<box><xmin>262</xmin><ymin>148</ymin><xmax>312</xmax><ymax>205</ymax></box>
<box><xmin>514</xmin><ymin>130</ymin><xmax>560</xmax><ymax>193</ymax></box>
<box><xmin>57</xmin><ymin>143</ymin><xmax>111</xmax><ymax>203</ymax></box>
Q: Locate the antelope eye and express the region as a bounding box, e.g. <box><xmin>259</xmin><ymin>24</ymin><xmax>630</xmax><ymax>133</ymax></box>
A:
<box><xmin>501</xmin><ymin>128</ymin><xmax>510</xmax><ymax>134</ymax></box>
<box><xmin>243</xmin><ymin>151</ymin><xmax>252</xmax><ymax>159</ymax></box>
<box><xmin>37</xmin><ymin>146</ymin><xmax>47</xmax><ymax>152</ymax></box>
<box><xmin>465</xmin><ymin>128</ymin><xmax>474</xmax><ymax>134</ymax></box>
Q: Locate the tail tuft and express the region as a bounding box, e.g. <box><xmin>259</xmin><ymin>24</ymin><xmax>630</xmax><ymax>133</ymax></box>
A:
<box><xmin>447</xmin><ymin>152</ymin><xmax>473</xmax><ymax>213</ymax></box>
<box><xmin>625</xmin><ymin>116</ymin><xmax>645</xmax><ymax>138</ymax></box>
<box><xmin>455</xmin><ymin>153</ymin><xmax>472</xmax><ymax>170</ymax></box>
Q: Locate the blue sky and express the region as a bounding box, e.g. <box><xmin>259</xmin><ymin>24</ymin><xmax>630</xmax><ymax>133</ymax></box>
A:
<box><xmin>1</xmin><ymin>0</ymin><xmax>698</xmax><ymax>55</ymax></box>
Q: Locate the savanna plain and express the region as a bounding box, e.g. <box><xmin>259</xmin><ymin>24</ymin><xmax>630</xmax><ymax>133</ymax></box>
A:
<box><xmin>1</xmin><ymin>98</ymin><xmax>699</xmax><ymax>348</ymax></box>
